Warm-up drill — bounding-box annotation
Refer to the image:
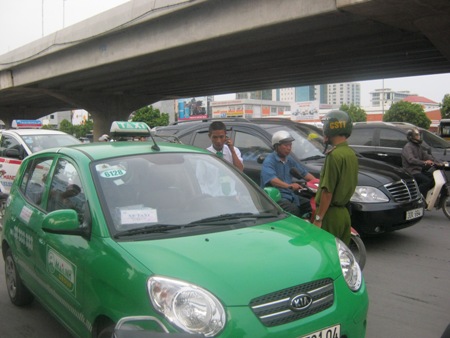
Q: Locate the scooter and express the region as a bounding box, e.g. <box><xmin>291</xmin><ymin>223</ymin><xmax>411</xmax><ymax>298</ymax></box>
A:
<box><xmin>424</xmin><ymin>162</ymin><xmax>450</xmax><ymax>220</ymax></box>
<box><xmin>290</xmin><ymin>169</ymin><xmax>367</xmax><ymax>270</ymax></box>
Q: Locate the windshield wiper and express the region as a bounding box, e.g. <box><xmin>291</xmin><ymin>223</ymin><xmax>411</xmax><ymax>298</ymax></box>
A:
<box><xmin>114</xmin><ymin>224</ymin><xmax>184</xmax><ymax>238</ymax></box>
<box><xmin>115</xmin><ymin>221</ymin><xmax>219</xmax><ymax>237</ymax></box>
<box><xmin>189</xmin><ymin>212</ymin><xmax>277</xmax><ymax>225</ymax></box>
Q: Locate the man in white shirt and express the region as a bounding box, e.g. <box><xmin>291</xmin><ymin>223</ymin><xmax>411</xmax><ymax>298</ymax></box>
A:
<box><xmin>206</xmin><ymin>121</ymin><xmax>244</xmax><ymax>171</ymax></box>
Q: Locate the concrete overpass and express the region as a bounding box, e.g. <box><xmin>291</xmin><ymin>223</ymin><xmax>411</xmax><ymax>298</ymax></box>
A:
<box><xmin>1</xmin><ymin>0</ymin><xmax>450</xmax><ymax>138</ymax></box>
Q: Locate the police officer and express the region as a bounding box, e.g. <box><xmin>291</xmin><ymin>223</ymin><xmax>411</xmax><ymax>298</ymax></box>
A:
<box><xmin>313</xmin><ymin>110</ymin><xmax>358</xmax><ymax>246</ymax></box>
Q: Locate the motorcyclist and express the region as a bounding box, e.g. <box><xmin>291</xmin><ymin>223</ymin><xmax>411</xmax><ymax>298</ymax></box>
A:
<box><xmin>401</xmin><ymin>128</ymin><xmax>435</xmax><ymax>198</ymax></box>
<box><xmin>260</xmin><ymin>130</ymin><xmax>315</xmax><ymax>218</ymax></box>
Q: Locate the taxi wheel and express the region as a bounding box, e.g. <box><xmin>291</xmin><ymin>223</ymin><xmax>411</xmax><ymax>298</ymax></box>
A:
<box><xmin>97</xmin><ymin>320</ymin><xmax>115</xmax><ymax>338</ymax></box>
<box><xmin>5</xmin><ymin>249</ymin><xmax>34</xmax><ymax>306</ymax></box>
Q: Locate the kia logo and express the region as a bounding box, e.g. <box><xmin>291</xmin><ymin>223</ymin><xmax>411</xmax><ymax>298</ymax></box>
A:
<box><xmin>290</xmin><ymin>294</ymin><xmax>312</xmax><ymax>311</ymax></box>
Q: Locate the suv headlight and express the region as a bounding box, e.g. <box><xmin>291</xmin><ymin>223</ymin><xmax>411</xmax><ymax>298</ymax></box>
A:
<box><xmin>351</xmin><ymin>186</ymin><xmax>389</xmax><ymax>203</ymax></box>
<box><xmin>148</xmin><ymin>276</ymin><xmax>226</xmax><ymax>337</ymax></box>
<box><xmin>336</xmin><ymin>238</ymin><xmax>362</xmax><ymax>291</ymax></box>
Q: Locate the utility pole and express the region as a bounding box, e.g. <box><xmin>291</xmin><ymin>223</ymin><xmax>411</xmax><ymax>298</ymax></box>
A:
<box><xmin>42</xmin><ymin>0</ymin><xmax>44</xmax><ymax>37</ymax></box>
<box><xmin>63</xmin><ymin>0</ymin><xmax>67</xmax><ymax>28</ymax></box>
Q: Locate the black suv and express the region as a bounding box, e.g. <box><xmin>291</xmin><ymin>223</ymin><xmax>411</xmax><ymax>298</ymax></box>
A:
<box><xmin>348</xmin><ymin>122</ymin><xmax>450</xmax><ymax>167</ymax></box>
<box><xmin>155</xmin><ymin>118</ymin><xmax>424</xmax><ymax>236</ymax></box>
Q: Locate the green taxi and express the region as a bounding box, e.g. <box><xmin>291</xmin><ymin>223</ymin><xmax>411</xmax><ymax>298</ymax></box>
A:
<box><xmin>1</xmin><ymin>122</ymin><xmax>368</xmax><ymax>337</ymax></box>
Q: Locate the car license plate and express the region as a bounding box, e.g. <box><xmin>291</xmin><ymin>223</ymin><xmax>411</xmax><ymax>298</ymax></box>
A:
<box><xmin>406</xmin><ymin>207</ymin><xmax>423</xmax><ymax>220</ymax></box>
<box><xmin>299</xmin><ymin>324</ymin><xmax>340</xmax><ymax>338</ymax></box>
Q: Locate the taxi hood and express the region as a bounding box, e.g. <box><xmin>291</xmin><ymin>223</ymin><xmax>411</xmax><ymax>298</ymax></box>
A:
<box><xmin>117</xmin><ymin>217</ymin><xmax>342</xmax><ymax>306</ymax></box>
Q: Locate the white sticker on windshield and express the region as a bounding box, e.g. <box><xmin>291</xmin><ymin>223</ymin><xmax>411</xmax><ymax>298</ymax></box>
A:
<box><xmin>100</xmin><ymin>168</ymin><xmax>126</xmax><ymax>178</ymax></box>
<box><xmin>120</xmin><ymin>207</ymin><xmax>158</xmax><ymax>225</ymax></box>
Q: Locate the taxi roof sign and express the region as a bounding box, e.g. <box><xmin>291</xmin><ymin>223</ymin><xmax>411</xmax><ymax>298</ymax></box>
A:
<box><xmin>110</xmin><ymin>121</ymin><xmax>151</xmax><ymax>138</ymax></box>
<box><xmin>12</xmin><ymin>119</ymin><xmax>43</xmax><ymax>129</ymax></box>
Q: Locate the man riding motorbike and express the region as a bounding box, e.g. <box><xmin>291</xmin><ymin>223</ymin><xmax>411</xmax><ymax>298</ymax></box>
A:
<box><xmin>401</xmin><ymin>128</ymin><xmax>435</xmax><ymax>200</ymax></box>
<box><xmin>260</xmin><ymin>130</ymin><xmax>315</xmax><ymax>218</ymax></box>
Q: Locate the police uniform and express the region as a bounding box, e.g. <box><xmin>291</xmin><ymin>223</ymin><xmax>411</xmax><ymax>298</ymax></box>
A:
<box><xmin>315</xmin><ymin>141</ymin><xmax>358</xmax><ymax>245</ymax></box>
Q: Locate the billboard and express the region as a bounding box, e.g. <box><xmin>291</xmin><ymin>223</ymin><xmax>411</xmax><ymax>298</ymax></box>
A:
<box><xmin>291</xmin><ymin>101</ymin><xmax>320</xmax><ymax>121</ymax></box>
<box><xmin>177</xmin><ymin>97</ymin><xmax>209</xmax><ymax>120</ymax></box>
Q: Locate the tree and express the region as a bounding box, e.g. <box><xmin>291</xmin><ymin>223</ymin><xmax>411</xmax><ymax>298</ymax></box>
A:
<box><xmin>440</xmin><ymin>94</ymin><xmax>450</xmax><ymax>119</ymax></box>
<box><xmin>59</xmin><ymin>119</ymin><xmax>74</xmax><ymax>135</ymax></box>
<box><xmin>131</xmin><ymin>105</ymin><xmax>169</xmax><ymax>128</ymax></box>
<box><xmin>73</xmin><ymin>119</ymin><xmax>93</xmax><ymax>138</ymax></box>
<box><xmin>339</xmin><ymin>103</ymin><xmax>367</xmax><ymax>122</ymax></box>
<box><xmin>383</xmin><ymin>101</ymin><xmax>431</xmax><ymax>129</ymax></box>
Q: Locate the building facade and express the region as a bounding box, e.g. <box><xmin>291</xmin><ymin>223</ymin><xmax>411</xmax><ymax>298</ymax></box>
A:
<box><xmin>211</xmin><ymin>99</ymin><xmax>290</xmax><ymax>119</ymax></box>
<box><xmin>273</xmin><ymin>82</ymin><xmax>360</xmax><ymax>106</ymax></box>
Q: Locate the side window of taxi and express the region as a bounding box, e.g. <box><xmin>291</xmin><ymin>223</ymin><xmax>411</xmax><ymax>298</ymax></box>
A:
<box><xmin>20</xmin><ymin>157</ymin><xmax>53</xmax><ymax>206</ymax></box>
<box><xmin>46</xmin><ymin>159</ymin><xmax>86</xmax><ymax>223</ymax></box>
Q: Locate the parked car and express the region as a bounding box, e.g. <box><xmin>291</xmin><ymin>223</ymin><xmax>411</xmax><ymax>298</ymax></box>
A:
<box><xmin>0</xmin><ymin>120</ymin><xmax>81</xmax><ymax>192</ymax></box>
<box><xmin>155</xmin><ymin>118</ymin><xmax>424</xmax><ymax>236</ymax></box>
<box><xmin>348</xmin><ymin>121</ymin><xmax>450</xmax><ymax>167</ymax></box>
<box><xmin>1</xmin><ymin>121</ymin><xmax>368</xmax><ymax>338</ymax></box>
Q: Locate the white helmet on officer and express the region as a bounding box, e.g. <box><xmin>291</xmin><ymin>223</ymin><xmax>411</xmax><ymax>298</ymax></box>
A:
<box><xmin>272</xmin><ymin>131</ymin><xmax>295</xmax><ymax>149</ymax></box>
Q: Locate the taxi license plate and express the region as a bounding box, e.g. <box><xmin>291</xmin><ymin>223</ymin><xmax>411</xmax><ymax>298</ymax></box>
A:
<box><xmin>300</xmin><ymin>324</ymin><xmax>340</xmax><ymax>338</ymax></box>
<box><xmin>406</xmin><ymin>208</ymin><xmax>423</xmax><ymax>220</ymax></box>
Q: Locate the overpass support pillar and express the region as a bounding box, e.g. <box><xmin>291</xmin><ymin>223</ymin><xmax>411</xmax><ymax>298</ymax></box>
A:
<box><xmin>90</xmin><ymin>110</ymin><xmax>130</xmax><ymax>141</ymax></box>
<box><xmin>47</xmin><ymin>91</ymin><xmax>157</xmax><ymax>141</ymax></box>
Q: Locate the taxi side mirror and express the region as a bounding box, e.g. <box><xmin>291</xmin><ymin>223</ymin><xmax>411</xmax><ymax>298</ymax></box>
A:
<box><xmin>264</xmin><ymin>187</ymin><xmax>281</xmax><ymax>203</ymax></box>
<box><xmin>42</xmin><ymin>209</ymin><xmax>90</xmax><ymax>239</ymax></box>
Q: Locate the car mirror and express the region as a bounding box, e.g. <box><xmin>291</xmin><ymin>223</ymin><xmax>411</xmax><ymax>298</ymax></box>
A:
<box><xmin>264</xmin><ymin>187</ymin><xmax>281</xmax><ymax>203</ymax></box>
<box><xmin>42</xmin><ymin>209</ymin><xmax>90</xmax><ymax>238</ymax></box>
<box><xmin>5</xmin><ymin>148</ymin><xmax>22</xmax><ymax>159</ymax></box>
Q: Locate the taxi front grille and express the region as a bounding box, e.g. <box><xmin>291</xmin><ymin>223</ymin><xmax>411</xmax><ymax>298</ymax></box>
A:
<box><xmin>385</xmin><ymin>179</ymin><xmax>420</xmax><ymax>202</ymax></box>
<box><xmin>249</xmin><ymin>278</ymin><xmax>334</xmax><ymax>327</ymax></box>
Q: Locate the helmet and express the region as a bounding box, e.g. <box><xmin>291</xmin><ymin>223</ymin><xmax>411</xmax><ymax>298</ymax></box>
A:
<box><xmin>98</xmin><ymin>134</ymin><xmax>110</xmax><ymax>142</ymax></box>
<box><xmin>272</xmin><ymin>130</ymin><xmax>295</xmax><ymax>148</ymax></box>
<box><xmin>407</xmin><ymin>128</ymin><xmax>422</xmax><ymax>144</ymax></box>
<box><xmin>322</xmin><ymin>110</ymin><xmax>353</xmax><ymax>138</ymax></box>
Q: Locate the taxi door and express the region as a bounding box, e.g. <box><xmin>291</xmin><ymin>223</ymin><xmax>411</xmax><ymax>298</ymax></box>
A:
<box><xmin>33</xmin><ymin>156</ymin><xmax>91</xmax><ymax>334</ymax></box>
<box><xmin>7</xmin><ymin>156</ymin><xmax>53</xmax><ymax>297</ymax></box>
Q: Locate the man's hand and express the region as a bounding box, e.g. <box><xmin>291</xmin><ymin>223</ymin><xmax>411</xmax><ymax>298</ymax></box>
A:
<box><xmin>225</xmin><ymin>137</ymin><xmax>234</xmax><ymax>149</ymax></box>
<box><xmin>312</xmin><ymin>219</ymin><xmax>322</xmax><ymax>228</ymax></box>
<box><xmin>290</xmin><ymin>182</ymin><xmax>304</xmax><ymax>191</ymax></box>
<box><xmin>424</xmin><ymin>160</ymin><xmax>434</xmax><ymax>166</ymax></box>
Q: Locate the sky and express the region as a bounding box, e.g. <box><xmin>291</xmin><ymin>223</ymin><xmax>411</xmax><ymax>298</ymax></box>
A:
<box><xmin>1</xmin><ymin>0</ymin><xmax>449</xmax><ymax>107</ymax></box>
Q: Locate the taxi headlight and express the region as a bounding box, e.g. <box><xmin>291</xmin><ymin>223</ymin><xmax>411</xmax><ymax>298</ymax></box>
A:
<box><xmin>351</xmin><ymin>186</ymin><xmax>389</xmax><ymax>203</ymax></box>
<box><xmin>148</xmin><ymin>276</ymin><xmax>226</xmax><ymax>337</ymax></box>
<box><xmin>336</xmin><ymin>238</ymin><xmax>362</xmax><ymax>291</ymax></box>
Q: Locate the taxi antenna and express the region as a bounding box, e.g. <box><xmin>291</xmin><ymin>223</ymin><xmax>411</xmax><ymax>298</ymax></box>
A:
<box><xmin>148</xmin><ymin>126</ymin><xmax>160</xmax><ymax>151</ymax></box>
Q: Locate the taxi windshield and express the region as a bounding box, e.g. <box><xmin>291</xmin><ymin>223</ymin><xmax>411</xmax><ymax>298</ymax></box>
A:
<box><xmin>21</xmin><ymin>134</ymin><xmax>81</xmax><ymax>153</ymax></box>
<box><xmin>93</xmin><ymin>153</ymin><xmax>281</xmax><ymax>236</ymax></box>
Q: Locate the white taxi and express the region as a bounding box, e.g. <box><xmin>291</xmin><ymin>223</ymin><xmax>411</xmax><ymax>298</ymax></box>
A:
<box><xmin>0</xmin><ymin>120</ymin><xmax>81</xmax><ymax>192</ymax></box>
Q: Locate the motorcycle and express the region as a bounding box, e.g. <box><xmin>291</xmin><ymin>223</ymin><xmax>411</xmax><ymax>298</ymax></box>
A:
<box><xmin>290</xmin><ymin>169</ymin><xmax>367</xmax><ymax>270</ymax></box>
<box><xmin>424</xmin><ymin>161</ymin><xmax>450</xmax><ymax>219</ymax></box>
